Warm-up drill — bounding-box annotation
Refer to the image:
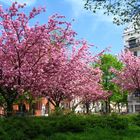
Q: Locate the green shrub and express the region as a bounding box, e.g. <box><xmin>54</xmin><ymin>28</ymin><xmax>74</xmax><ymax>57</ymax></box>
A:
<box><xmin>86</xmin><ymin>114</ymin><xmax>128</xmax><ymax>130</ymax></box>
<box><xmin>0</xmin><ymin>114</ymin><xmax>137</xmax><ymax>139</ymax></box>
<box><xmin>131</xmin><ymin>114</ymin><xmax>140</xmax><ymax>126</ymax></box>
<box><xmin>55</xmin><ymin>115</ymin><xmax>87</xmax><ymax>132</ymax></box>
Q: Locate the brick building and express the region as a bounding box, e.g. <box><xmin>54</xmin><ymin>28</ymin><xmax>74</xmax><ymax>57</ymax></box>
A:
<box><xmin>0</xmin><ymin>97</ymin><xmax>55</xmax><ymax>116</ymax></box>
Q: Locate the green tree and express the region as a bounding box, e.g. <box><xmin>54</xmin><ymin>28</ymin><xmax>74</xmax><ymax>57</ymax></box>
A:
<box><xmin>84</xmin><ymin>0</ymin><xmax>140</xmax><ymax>27</ymax></box>
<box><xmin>96</xmin><ymin>54</ymin><xmax>126</xmax><ymax>113</ymax></box>
<box><xmin>110</xmin><ymin>86</ymin><xmax>128</xmax><ymax>113</ymax></box>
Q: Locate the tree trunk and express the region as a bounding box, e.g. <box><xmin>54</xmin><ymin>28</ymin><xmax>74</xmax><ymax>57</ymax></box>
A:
<box><xmin>6</xmin><ymin>102</ymin><xmax>13</xmax><ymax>117</ymax></box>
<box><xmin>101</xmin><ymin>102</ymin><xmax>104</xmax><ymax>114</ymax></box>
<box><xmin>108</xmin><ymin>98</ymin><xmax>111</xmax><ymax>113</ymax></box>
<box><xmin>126</xmin><ymin>103</ymin><xmax>128</xmax><ymax>113</ymax></box>
<box><xmin>71</xmin><ymin>100</ymin><xmax>82</xmax><ymax>113</ymax></box>
<box><xmin>47</xmin><ymin>101</ymin><xmax>50</xmax><ymax>115</ymax></box>
<box><xmin>105</xmin><ymin>101</ymin><xmax>108</xmax><ymax>114</ymax></box>
<box><xmin>118</xmin><ymin>103</ymin><xmax>120</xmax><ymax>113</ymax></box>
<box><xmin>85</xmin><ymin>102</ymin><xmax>90</xmax><ymax>114</ymax></box>
<box><xmin>29</xmin><ymin>102</ymin><xmax>35</xmax><ymax>115</ymax></box>
<box><xmin>55</xmin><ymin>101</ymin><xmax>60</xmax><ymax>109</ymax></box>
<box><xmin>115</xmin><ymin>103</ymin><xmax>117</xmax><ymax>112</ymax></box>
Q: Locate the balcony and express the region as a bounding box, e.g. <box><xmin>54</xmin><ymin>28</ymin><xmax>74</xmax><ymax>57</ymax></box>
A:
<box><xmin>128</xmin><ymin>38</ymin><xmax>140</xmax><ymax>49</ymax></box>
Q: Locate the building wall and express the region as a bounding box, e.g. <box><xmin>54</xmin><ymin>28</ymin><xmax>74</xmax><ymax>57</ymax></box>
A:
<box><xmin>123</xmin><ymin>25</ymin><xmax>140</xmax><ymax>56</ymax></box>
<box><xmin>0</xmin><ymin>97</ymin><xmax>55</xmax><ymax>116</ymax></box>
<box><xmin>0</xmin><ymin>106</ymin><xmax>4</xmax><ymax>115</ymax></box>
<box><xmin>128</xmin><ymin>94</ymin><xmax>140</xmax><ymax>113</ymax></box>
<box><xmin>35</xmin><ymin>97</ymin><xmax>55</xmax><ymax>116</ymax></box>
<box><xmin>123</xmin><ymin>25</ymin><xmax>140</xmax><ymax>113</ymax></box>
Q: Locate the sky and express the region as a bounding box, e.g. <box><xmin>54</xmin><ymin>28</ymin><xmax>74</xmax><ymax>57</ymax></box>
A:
<box><xmin>0</xmin><ymin>0</ymin><xmax>126</xmax><ymax>55</ymax></box>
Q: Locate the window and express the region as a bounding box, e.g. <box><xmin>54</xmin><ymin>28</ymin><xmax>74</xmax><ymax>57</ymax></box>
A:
<box><xmin>128</xmin><ymin>105</ymin><xmax>133</xmax><ymax>113</ymax></box>
<box><xmin>134</xmin><ymin>90</ymin><xmax>140</xmax><ymax>97</ymax></box>
<box><xmin>136</xmin><ymin>101</ymin><xmax>140</xmax><ymax>103</ymax></box>
<box><xmin>128</xmin><ymin>38</ymin><xmax>137</xmax><ymax>48</ymax></box>
<box><xmin>135</xmin><ymin>105</ymin><xmax>140</xmax><ymax>112</ymax></box>
<box><xmin>64</xmin><ymin>103</ymin><xmax>70</xmax><ymax>109</ymax></box>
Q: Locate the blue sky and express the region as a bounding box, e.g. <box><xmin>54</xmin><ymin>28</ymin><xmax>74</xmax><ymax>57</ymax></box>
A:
<box><xmin>0</xmin><ymin>0</ymin><xmax>126</xmax><ymax>55</ymax></box>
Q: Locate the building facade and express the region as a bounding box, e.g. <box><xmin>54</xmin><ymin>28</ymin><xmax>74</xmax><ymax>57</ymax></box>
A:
<box><xmin>123</xmin><ymin>25</ymin><xmax>140</xmax><ymax>113</ymax></box>
<box><xmin>0</xmin><ymin>97</ymin><xmax>55</xmax><ymax>117</ymax></box>
<box><xmin>123</xmin><ymin>25</ymin><xmax>140</xmax><ymax>56</ymax></box>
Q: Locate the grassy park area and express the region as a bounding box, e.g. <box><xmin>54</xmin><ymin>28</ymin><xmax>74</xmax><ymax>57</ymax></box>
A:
<box><xmin>0</xmin><ymin>114</ymin><xmax>140</xmax><ymax>140</ymax></box>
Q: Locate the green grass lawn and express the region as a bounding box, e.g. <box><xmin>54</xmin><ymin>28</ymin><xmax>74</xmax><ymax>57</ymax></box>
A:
<box><xmin>0</xmin><ymin>114</ymin><xmax>140</xmax><ymax>140</ymax></box>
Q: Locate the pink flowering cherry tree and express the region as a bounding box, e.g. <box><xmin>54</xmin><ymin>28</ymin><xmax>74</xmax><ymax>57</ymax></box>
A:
<box><xmin>0</xmin><ymin>2</ymin><xmax>76</xmax><ymax>116</ymax></box>
<box><xmin>42</xmin><ymin>41</ymin><xmax>107</xmax><ymax>109</ymax></box>
<box><xmin>111</xmin><ymin>50</ymin><xmax>140</xmax><ymax>95</ymax></box>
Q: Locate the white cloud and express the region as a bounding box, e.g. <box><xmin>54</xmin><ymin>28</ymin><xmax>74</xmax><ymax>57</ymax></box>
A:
<box><xmin>64</xmin><ymin>0</ymin><xmax>87</xmax><ymax>17</ymax></box>
<box><xmin>0</xmin><ymin>0</ymin><xmax>36</xmax><ymax>6</ymax></box>
<box><xmin>64</xmin><ymin>0</ymin><xmax>114</xmax><ymax>23</ymax></box>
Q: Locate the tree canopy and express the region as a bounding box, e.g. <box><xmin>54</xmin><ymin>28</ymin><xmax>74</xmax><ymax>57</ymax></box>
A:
<box><xmin>97</xmin><ymin>54</ymin><xmax>123</xmax><ymax>90</ymax></box>
<box><xmin>84</xmin><ymin>0</ymin><xmax>140</xmax><ymax>27</ymax></box>
<box><xmin>112</xmin><ymin>50</ymin><xmax>140</xmax><ymax>93</ymax></box>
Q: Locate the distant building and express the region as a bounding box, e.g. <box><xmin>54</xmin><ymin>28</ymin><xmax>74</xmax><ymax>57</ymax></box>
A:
<box><xmin>123</xmin><ymin>25</ymin><xmax>140</xmax><ymax>56</ymax></box>
<box><xmin>123</xmin><ymin>25</ymin><xmax>140</xmax><ymax>113</ymax></box>
<box><xmin>127</xmin><ymin>91</ymin><xmax>140</xmax><ymax>113</ymax></box>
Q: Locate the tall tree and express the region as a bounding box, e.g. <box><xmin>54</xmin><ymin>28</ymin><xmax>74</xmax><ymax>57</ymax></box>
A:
<box><xmin>42</xmin><ymin>41</ymin><xmax>106</xmax><ymax>109</ymax></box>
<box><xmin>95</xmin><ymin>54</ymin><xmax>123</xmax><ymax>113</ymax></box>
<box><xmin>84</xmin><ymin>0</ymin><xmax>140</xmax><ymax>27</ymax></box>
<box><xmin>0</xmin><ymin>3</ymin><xmax>45</xmax><ymax>116</ymax></box>
<box><xmin>0</xmin><ymin>2</ymin><xmax>76</xmax><ymax>116</ymax></box>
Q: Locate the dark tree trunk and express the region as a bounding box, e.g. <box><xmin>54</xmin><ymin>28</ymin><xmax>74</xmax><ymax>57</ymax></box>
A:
<box><xmin>29</xmin><ymin>102</ymin><xmax>33</xmax><ymax>115</ymax></box>
<box><xmin>55</xmin><ymin>101</ymin><xmax>60</xmax><ymax>109</ymax></box>
<box><xmin>101</xmin><ymin>102</ymin><xmax>104</xmax><ymax>113</ymax></box>
<box><xmin>29</xmin><ymin>103</ymin><xmax>36</xmax><ymax>115</ymax></box>
<box><xmin>28</xmin><ymin>100</ymin><xmax>36</xmax><ymax>115</ymax></box>
<box><xmin>126</xmin><ymin>102</ymin><xmax>128</xmax><ymax>113</ymax></box>
<box><xmin>108</xmin><ymin>98</ymin><xmax>111</xmax><ymax>113</ymax></box>
<box><xmin>6</xmin><ymin>102</ymin><xmax>13</xmax><ymax>117</ymax></box>
<box><xmin>118</xmin><ymin>103</ymin><xmax>120</xmax><ymax>113</ymax></box>
<box><xmin>71</xmin><ymin>101</ymin><xmax>82</xmax><ymax>113</ymax></box>
<box><xmin>105</xmin><ymin>101</ymin><xmax>108</xmax><ymax>114</ymax></box>
<box><xmin>85</xmin><ymin>102</ymin><xmax>90</xmax><ymax>114</ymax></box>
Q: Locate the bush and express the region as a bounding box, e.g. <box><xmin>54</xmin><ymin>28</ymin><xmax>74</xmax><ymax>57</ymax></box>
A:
<box><xmin>0</xmin><ymin>114</ymin><xmax>134</xmax><ymax>139</ymax></box>
<box><xmin>86</xmin><ymin>114</ymin><xmax>128</xmax><ymax>130</ymax></box>
<box><xmin>130</xmin><ymin>114</ymin><xmax>140</xmax><ymax>126</ymax></box>
<box><xmin>55</xmin><ymin>114</ymin><xmax>88</xmax><ymax>132</ymax></box>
